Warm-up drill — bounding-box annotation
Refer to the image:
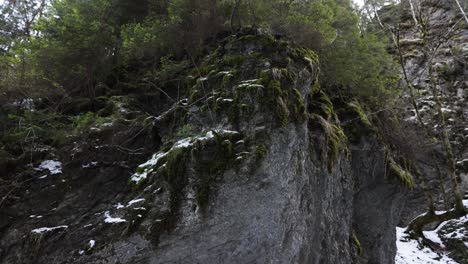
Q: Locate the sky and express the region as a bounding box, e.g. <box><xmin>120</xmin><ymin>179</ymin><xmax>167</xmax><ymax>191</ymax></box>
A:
<box><xmin>353</xmin><ymin>0</ymin><xmax>365</xmax><ymax>7</ymax></box>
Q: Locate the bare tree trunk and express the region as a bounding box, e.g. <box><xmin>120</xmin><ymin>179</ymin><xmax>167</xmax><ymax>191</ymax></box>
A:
<box><xmin>428</xmin><ymin>63</ymin><xmax>465</xmax><ymax>213</ymax></box>
<box><xmin>408</xmin><ymin>0</ymin><xmax>420</xmax><ymax>26</ymax></box>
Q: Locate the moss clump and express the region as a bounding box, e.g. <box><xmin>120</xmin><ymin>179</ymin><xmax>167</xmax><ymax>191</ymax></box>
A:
<box><xmin>338</xmin><ymin>101</ymin><xmax>376</xmax><ymax>143</ymax></box>
<box><xmin>292</xmin><ymin>88</ymin><xmax>306</xmax><ymax>121</ymax></box>
<box><xmin>313</xmin><ymin>114</ymin><xmax>349</xmax><ymax>172</ymax></box>
<box><xmin>161</xmin><ymin>147</ymin><xmax>190</xmax><ymax>187</ymax></box>
<box><xmin>255</xmin><ymin>144</ymin><xmax>268</xmax><ymax>161</ymax></box>
<box><xmin>264</xmin><ymin>77</ymin><xmax>290</xmax><ymax>127</ymax></box>
<box><xmin>388</xmin><ymin>156</ymin><xmax>415</xmax><ymax>189</ymax></box>
<box><xmin>223</xmin><ymin>54</ymin><xmax>250</xmax><ymax>67</ymax></box>
<box><xmin>309</xmin><ymin>90</ymin><xmax>337</xmax><ymax>120</ymax></box>
<box><xmin>276</xmin><ymin>97</ymin><xmax>290</xmax><ymax>127</ymax></box>
<box><xmin>347</xmin><ymin>101</ymin><xmax>372</xmax><ymax>127</ymax></box>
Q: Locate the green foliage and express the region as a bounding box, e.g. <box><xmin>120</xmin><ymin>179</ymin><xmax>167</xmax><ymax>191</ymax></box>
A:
<box><xmin>220</xmin><ymin>0</ymin><xmax>337</xmax><ymax>49</ymax></box>
<box><xmin>1</xmin><ymin>0</ymin><xmax>398</xmax><ymax>110</ymax></box>
<box><xmin>320</xmin><ymin>0</ymin><xmax>399</xmax><ymax>106</ymax></box>
<box><xmin>31</xmin><ymin>0</ymin><xmax>118</xmax><ymax>97</ymax></box>
<box><xmin>176</xmin><ymin>124</ymin><xmax>198</xmax><ymax>139</ymax></box>
<box><xmin>0</xmin><ymin>110</ymin><xmax>70</xmax><ymax>154</ymax></box>
<box><xmin>71</xmin><ymin>112</ymin><xmax>110</xmax><ymax>134</ymax></box>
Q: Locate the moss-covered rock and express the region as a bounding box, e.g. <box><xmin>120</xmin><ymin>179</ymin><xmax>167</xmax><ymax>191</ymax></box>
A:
<box><xmin>387</xmin><ymin>156</ymin><xmax>415</xmax><ymax>189</ymax></box>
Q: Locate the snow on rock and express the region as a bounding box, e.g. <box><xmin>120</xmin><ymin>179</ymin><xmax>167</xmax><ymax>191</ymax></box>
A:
<box><xmin>130</xmin><ymin>152</ymin><xmax>166</xmax><ymax>183</ymax></box>
<box><xmin>31</xmin><ymin>225</ymin><xmax>68</xmax><ymax>234</ymax></box>
<box><xmin>36</xmin><ymin>160</ymin><xmax>62</xmax><ymax>175</ymax></box>
<box><xmin>114</xmin><ymin>203</ymin><xmax>125</xmax><ymax>209</ymax></box>
<box><xmin>396</xmin><ymin>198</ymin><xmax>468</xmax><ymax>264</ymax></box>
<box><xmin>103</xmin><ymin>211</ymin><xmax>127</xmax><ymax>223</ymax></box>
<box><xmin>396</xmin><ymin>227</ymin><xmax>459</xmax><ymax>264</ymax></box>
<box><xmin>29</xmin><ymin>215</ymin><xmax>43</xmax><ymax>219</ymax></box>
<box><xmin>82</xmin><ymin>162</ymin><xmax>98</xmax><ymax>168</ymax></box>
<box><xmin>130</xmin><ymin>129</ymin><xmax>239</xmax><ymax>183</ymax></box>
<box><xmin>88</xmin><ymin>240</ymin><xmax>95</xmax><ymax>249</ymax></box>
<box><xmin>127</xmin><ymin>198</ymin><xmax>145</xmax><ymax>206</ymax></box>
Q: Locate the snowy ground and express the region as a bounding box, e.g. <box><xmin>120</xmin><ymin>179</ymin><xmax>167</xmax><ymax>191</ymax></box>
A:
<box><xmin>396</xmin><ymin>227</ymin><xmax>458</xmax><ymax>264</ymax></box>
<box><xmin>396</xmin><ymin>199</ymin><xmax>468</xmax><ymax>264</ymax></box>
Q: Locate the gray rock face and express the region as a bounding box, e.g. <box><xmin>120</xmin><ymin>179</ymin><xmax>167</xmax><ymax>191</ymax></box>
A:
<box><xmin>0</xmin><ymin>31</ymin><xmax>406</xmax><ymax>264</ymax></box>
<box><xmin>351</xmin><ymin>139</ymin><xmax>407</xmax><ymax>264</ymax></box>
<box><xmin>144</xmin><ymin>125</ymin><xmax>354</xmax><ymax>264</ymax></box>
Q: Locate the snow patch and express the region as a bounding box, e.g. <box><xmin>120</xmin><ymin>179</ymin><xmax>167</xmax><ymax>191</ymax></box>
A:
<box><xmin>127</xmin><ymin>198</ymin><xmax>145</xmax><ymax>206</ymax></box>
<box><xmin>103</xmin><ymin>211</ymin><xmax>126</xmax><ymax>223</ymax></box>
<box><xmin>88</xmin><ymin>240</ymin><xmax>95</xmax><ymax>249</ymax></box>
<box><xmin>114</xmin><ymin>203</ymin><xmax>125</xmax><ymax>209</ymax></box>
<box><xmin>130</xmin><ymin>152</ymin><xmax>167</xmax><ymax>183</ymax></box>
<box><xmin>36</xmin><ymin>160</ymin><xmax>62</xmax><ymax>175</ymax></box>
<box><xmin>31</xmin><ymin>225</ymin><xmax>68</xmax><ymax>234</ymax></box>
<box><xmin>29</xmin><ymin>215</ymin><xmax>43</xmax><ymax>219</ymax></box>
<box><xmin>396</xmin><ymin>227</ymin><xmax>458</xmax><ymax>264</ymax></box>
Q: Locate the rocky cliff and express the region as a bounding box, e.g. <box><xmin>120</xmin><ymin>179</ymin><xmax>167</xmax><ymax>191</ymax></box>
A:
<box><xmin>0</xmin><ymin>30</ymin><xmax>414</xmax><ymax>263</ymax></box>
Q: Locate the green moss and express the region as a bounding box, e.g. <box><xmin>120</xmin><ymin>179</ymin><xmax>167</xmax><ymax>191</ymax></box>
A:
<box><xmin>292</xmin><ymin>88</ymin><xmax>306</xmax><ymax>121</ymax></box>
<box><xmin>71</xmin><ymin>112</ymin><xmax>112</xmax><ymax>134</ymax></box>
<box><xmin>313</xmin><ymin>114</ymin><xmax>349</xmax><ymax>171</ymax></box>
<box><xmin>160</xmin><ymin>147</ymin><xmax>190</xmax><ymax>190</ymax></box>
<box><xmin>276</xmin><ymin>97</ymin><xmax>290</xmax><ymax>127</ymax></box>
<box><xmin>259</xmin><ymin>69</ymin><xmax>272</xmax><ymax>84</ymax></box>
<box><xmin>222</xmin><ymin>74</ymin><xmax>232</xmax><ymax>87</ymax></box>
<box><xmin>347</xmin><ymin>102</ymin><xmax>372</xmax><ymax>127</ymax></box>
<box><xmin>255</xmin><ymin>144</ymin><xmax>268</xmax><ymax>162</ymax></box>
<box><xmin>265</xmin><ymin>79</ymin><xmax>289</xmax><ymax>127</ymax></box>
<box><xmin>197</xmin><ymin>63</ymin><xmax>216</xmax><ymax>76</ymax></box>
<box><xmin>280</xmin><ymin>68</ymin><xmax>295</xmax><ymax>82</ymax></box>
<box><xmin>388</xmin><ymin>156</ymin><xmax>414</xmax><ymax>189</ymax></box>
<box><xmin>223</xmin><ymin>54</ymin><xmax>247</xmax><ymax>66</ymax></box>
<box><xmin>352</xmin><ymin>231</ymin><xmax>362</xmax><ymax>256</ymax></box>
<box><xmin>339</xmin><ymin>101</ymin><xmax>376</xmax><ymax>144</ymax></box>
<box><xmin>289</xmin><ymin>47</ymin><xmax>319</xmax><ymax>66</ymax></box>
